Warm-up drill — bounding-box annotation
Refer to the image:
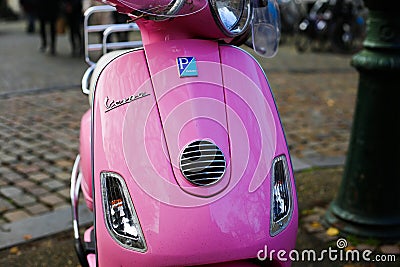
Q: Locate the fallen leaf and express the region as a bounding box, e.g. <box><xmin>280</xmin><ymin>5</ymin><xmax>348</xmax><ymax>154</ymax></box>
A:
<box><xmin>327</xmin><ymin>99</ymin><xmax>335</xmax><ymax>107</ymax></box>
<box><xmin>326</xmin><ymin>227</ymin><xmax>339</xmax><ymax>236</ymax></box>
<box><xmin>9</xmin><ymin>246</ymin><xmax>19</xmax><ymax>255</ymax></box>
<box><xmin>345</xmin><ymin>246</ymin><xmax>356</xmax><ymax>251</ymax></box>
<box><xmin>311</xmin><ymin>221</ymin><xmax>322</xmax><ymax>228</ymax></box>
<box><xmin>23</xmin><ymin>234</ymin><xmax>32</xmax><ymax>240</ymax></box>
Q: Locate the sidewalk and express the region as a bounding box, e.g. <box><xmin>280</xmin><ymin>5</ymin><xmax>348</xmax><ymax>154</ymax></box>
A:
<box><xmin>0</xmin><ymin>19</ymin><xmax>377</xmax><ymax>262</ymax></box>
<box><xmin>0</xmin><ymin>20</ymin><xmax>92</xmax><ymax>246</ymax></box>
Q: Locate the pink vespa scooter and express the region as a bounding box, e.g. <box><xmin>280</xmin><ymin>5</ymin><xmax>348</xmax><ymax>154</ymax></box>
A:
<box><xmin>71</xmin><ymin>0</ymin><xmax>298</xmax><ymax>266</ymax></box>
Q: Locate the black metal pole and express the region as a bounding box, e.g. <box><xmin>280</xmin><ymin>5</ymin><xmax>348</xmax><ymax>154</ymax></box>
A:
<box><xmin>325</xmin><ymin>0</ymin><xmax>400</xmax><ymax>240</ymax></box>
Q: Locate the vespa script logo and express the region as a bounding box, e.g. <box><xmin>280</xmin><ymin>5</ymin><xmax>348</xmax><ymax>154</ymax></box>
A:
<box><xmin>104</xmin><ymin>92</ymin><xmax>151</xmax><ymax>113</ymax></box>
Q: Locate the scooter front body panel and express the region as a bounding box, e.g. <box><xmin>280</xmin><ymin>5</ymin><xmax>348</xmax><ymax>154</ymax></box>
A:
<box><xmin>91</xmin><ymin>40</ymin><xmax>297</xmax><ymax>266</ymax></box>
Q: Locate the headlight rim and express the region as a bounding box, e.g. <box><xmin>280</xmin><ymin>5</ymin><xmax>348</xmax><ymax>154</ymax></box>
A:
<box><xmin>209</xmin><ymin>0</ymin><xmax>253</xmax><ymax>38</ymax></box>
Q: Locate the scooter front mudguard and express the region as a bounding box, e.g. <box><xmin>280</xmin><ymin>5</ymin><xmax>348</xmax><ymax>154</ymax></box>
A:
<box><xmin>90</xmin><ymin>40</ymin><xmax>298</xmax><ymax>266</ymax></box>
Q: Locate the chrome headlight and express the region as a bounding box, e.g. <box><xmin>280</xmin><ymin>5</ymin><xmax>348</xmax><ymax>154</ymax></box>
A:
<box><xmin>209</xmin><ymin>0</ymin><xmax>252</xmax><ymax>37</ymax></box>
<box><xmin>101</xmin><ymin>172</ymin><xmax>147</xmax><ymax>251</ymax></box>
<box><xmin>270</xmin><ymin>155</ymin><xmax>294</xmax><ymax>236</ymax></box>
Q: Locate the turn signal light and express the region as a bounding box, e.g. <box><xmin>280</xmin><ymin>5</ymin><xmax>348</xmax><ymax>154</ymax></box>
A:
<box><xmin>101</xmin><ymin>172</ymin><xmax>147</xmax><ymax>251</ymax></box>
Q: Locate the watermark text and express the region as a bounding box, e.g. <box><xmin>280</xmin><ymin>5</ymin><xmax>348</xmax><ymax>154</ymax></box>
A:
<box><xmin>257</xmin><ymin>238</ymin><xmax>398</xmax><ymax>263</ymax></box>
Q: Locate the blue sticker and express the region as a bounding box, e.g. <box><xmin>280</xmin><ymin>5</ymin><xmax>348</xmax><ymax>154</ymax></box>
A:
<box><xmin>177</xmin><ymin>57</ymin><xmax>198</xmax><ymax>77</ymax></box>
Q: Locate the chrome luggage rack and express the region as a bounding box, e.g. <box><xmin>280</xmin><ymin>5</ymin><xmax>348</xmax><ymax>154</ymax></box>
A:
<box><xmin>83</xmin><ymin>5</ymin><xmax>142</xmax><ymax>66</ymax></box>
<box><xmin>82</xmin><ymin>5</ymin><xmax>143</xmax><ymax>95</ymax></box>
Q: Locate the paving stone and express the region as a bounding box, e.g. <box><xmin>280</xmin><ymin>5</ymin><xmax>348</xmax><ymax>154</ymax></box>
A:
<box><xmin>43</xmin><ymin>153</ymin><xmax>64</xmax><ymax>162</ymax></box>
<box><xmin>0</xmin><ymin>197</ymin><xmax>15</xmax><ymax>213</ymax></box>
<box><xmin>0</xmin><ymin>186</ymin><xmax>22</xmax><ymax>198</ymax></box>
<box><xmin>54</xmin><ymin>203</ymin><xmax>70</xmax><ymax>210</ymax></box>
<box><xmin>8</xmin><ymin>148</ymin><xmax>26</xmax><ymax>156</ymax></box>
<box><xmin>14</xmin><ymin>139</ymin><xmax>34</xmax><ymax>148</ymax></box>
<box><xmin>29</xmin><ymin>173</ymin><xmax>50</xmax><ymax>182</ymax></box>
<box><xmin>56</xmin><ymin>188</ymin><xmax>70</xmax><ymax>200</ymax></box>
<box><xmin>0</xmin><ymin>153</ymin><xmax>16</xmax><ymax>164</ymax></box>
<box><xmin>36</xmin><ymin>148</ymin><xmax>51</xmax><ymax>156</ymax></box>
<box><xmin>61</xmin><ymin>151</ymin><xmax>77</xmax><ymax>159</ymax></box>
<box><xmin>25</xmin><ymin>203</ymin><xmax>50</xmax><ymax>216</ymax></box>
<box><xmin>55</xmin><ymin>159</ymin><xmax>73</xmax><ymax>169</ymax></box>
<box><xmin>36</xmin><ymin>139</ymin><xmax>52</xmax><ymax>147</ymax></box>
<box><xmin>26</xmin><ymin>186</ymin><xmax>49</xmax><ymax>197</ymax></box>
<box><xmin>57</xmin><ymin>139</ymin><xmax>78</xmax><ymax>150</ymax></box>
<box><xmin>11</xmin><ymin>194</ymin><xmax>36</xmax><ymax>207</ymax></box>
<box><xmin>0</xmin><ymin>185</ymin><xmax>36</xmax><ymax>206</ymax></box>
<box><xmin>39</xmin><ymin>194</ymin><xmax>65</xmax><ymax>207</ymax></box>
<box><xmin>14</xmin><ymin>179</ymin><xmax>36</xmax><ymax>190</ymax></box>
<box><xmin>0</xmin><ymin>179</ymin><xmax>8</xmax><ymax>187</ymax></box>
<box><xmin>0</xmin><ymin>166</ymin><xmax>14</xmax><ymax>174</ymax></box>
<box><xmin>0</xmin><ymin>171</ymin><xmax>25</xmax><ymax>183</ymax></box>
<box><xmin>54</xmin><ymin>171</ymin><xmax>71</xmax><ymax>181</ymax></box>
<box><xmin>41</xmin><ymin>180</ymin><xmax>65</xmax><ymax>191</ymax></box>
<box><xmin>33</xmin><ymin>161</ymin><xmax>52</xmax><ymax>170</ymax></box>
<box><xmin>46</xmin><ymin>166</ymin><xmax>64</xmax><ymax>173</ymax></box>
<box><xmin>3</xmin><ymin>210</ymin><xmax>30</xmax><ymax>222</ymax></box>
<box><xmin>21</xmin><ymin>154</ymin><xmax>37</xmax><ymax>162</ymax></box>
<box><xmin>1</xmin><ymin>138</ymin><xmax>15</xmax><ymax>151</ymax></box>
<box><xmin>14</xmin><ymin>163</ymin><xmax>41</xmax><ymax>174</ymax></box>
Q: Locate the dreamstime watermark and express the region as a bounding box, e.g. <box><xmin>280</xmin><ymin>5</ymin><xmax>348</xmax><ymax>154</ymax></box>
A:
<box><xmin>257</xmin><ymin>238</ymin><xmax>398</xmax><ymax>263</ymax></box>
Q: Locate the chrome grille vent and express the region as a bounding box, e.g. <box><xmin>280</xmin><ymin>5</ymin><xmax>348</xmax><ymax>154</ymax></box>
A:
<box><xmin>180</xmin><ymin>140</ymin><xmax>226</xmax><ymax>186</ymax></box>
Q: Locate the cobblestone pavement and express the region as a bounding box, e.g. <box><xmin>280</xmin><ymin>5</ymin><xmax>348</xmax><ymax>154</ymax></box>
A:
<box><xmin>0</xmin><ymin>90</ymin><xmax>87</xmax><ymax>224</ymax></box>
<box><xmin>0</xmin><ymin>20</ymin><xmax>358</xmax><ymax>226</ymax></box>
<box><xmin>0</xmin><ymin>20</ymin><xmax>88</xmax><ymax>225</ymax></box>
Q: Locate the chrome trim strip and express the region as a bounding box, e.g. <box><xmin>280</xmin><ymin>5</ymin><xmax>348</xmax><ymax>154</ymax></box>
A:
<box><xmin>181</xmin><ymin>160</ymin><xmax>226</xmax><ymax>168</ymax></box>
<box><xmin>185</xmin><ymin>172</ymin><xmax>224</xmax><ymax>177</ymax></box>
<box><xmin>181</xmin><ymin>156</ymin><xmax>224</xmax><ymax>162</ymax></box>
<box><xmin>70</xmin><ymin>154</ymin><xmax>82</xmax><ymax>240</ymax></box>
<box><xmin>81</xmin><ymin>65</ymin><xmax>95</xmax><ymax>95</ymax></box>
<box><xmin>183</xmin><ymin>148</ymin><xmax>221</xmax><ymax>153</ymax></box>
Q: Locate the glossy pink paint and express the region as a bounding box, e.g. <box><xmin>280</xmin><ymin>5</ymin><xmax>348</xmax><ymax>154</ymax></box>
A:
<box><xmin>82</xmin><ymin>38</ymin><xmax>297</xmax><ymax>266</ymax></box>
<box><xmin>80</xmin><ymin>109</ymin><xmax>93</xmax><ymax>210</ymax></box>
